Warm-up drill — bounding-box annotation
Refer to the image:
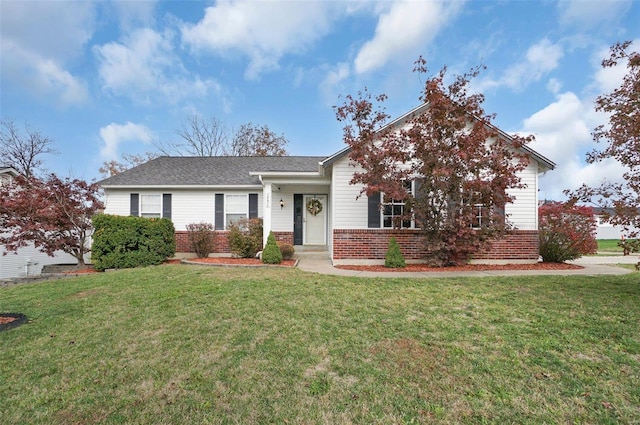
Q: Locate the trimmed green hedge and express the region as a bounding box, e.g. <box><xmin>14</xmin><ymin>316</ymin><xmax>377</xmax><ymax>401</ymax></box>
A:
<box><xmin>92</xmin><ymin>214</ymin><xmax>176</xmax><ymax>271</ymax></box>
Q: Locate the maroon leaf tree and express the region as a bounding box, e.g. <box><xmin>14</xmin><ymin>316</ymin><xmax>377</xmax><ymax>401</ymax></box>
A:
<box><xmin>0</xmin><ymin>174</ymin><xmax>104</xmax><ymax>265</ymax></box>
<box><xmin>335</xmin><ymin>58</ymin><xmax>532</xmax><ymax>266</ymax></box>
<box><xmin>538</xmin><ymin>201</ymin><xmax>598</xmax><ymax>262</ymax></box>
<box><xmin>568</xmin><ymin>41</ymin><xmax>640</xmax><ymax>236</ymax></box>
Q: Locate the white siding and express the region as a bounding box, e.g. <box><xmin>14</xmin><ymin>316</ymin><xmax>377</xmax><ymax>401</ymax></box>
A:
<box><xmin>505</xmin><ymin>161</ymin><xmax>539</xmax><ymax>230</ymax></box>
<box><xmin>0</xmin><ymin>242</ymin><xmax>76</xmax><ymax>279</ymax></box>
<box><xmin>331</xmin><ymin>157</ymin><xmax>369</xmax><ymax>229</ymax></box>
<box><xmin>330</xmin><ymin>153</ymin><xmax>541</xmax><ymax>231</ymax></box>
<box><xmin>103</xmin><ymin>188</ymin><xmax>263</xmax><ymax>231</ymax></box>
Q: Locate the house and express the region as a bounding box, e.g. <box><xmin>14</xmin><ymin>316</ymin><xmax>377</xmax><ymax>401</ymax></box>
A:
<box><xmin>0</xmin><ymin>165</ymin><xmax>76</xmax><ymax>278</ymax></box>
<box><xmin>99</xmin><ymin>106</ymin><xmax>555</xmax><ymax>265</ymax></box>
<box><xmin>593</xmin><ymin>208</ymin><xmax>640</xmax><ymax>240</ymax></box>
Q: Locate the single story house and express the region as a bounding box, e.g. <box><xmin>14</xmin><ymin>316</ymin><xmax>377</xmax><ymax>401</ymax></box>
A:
<box><xmin>99</xmin><ymin>105</ymin><xmax>555</xmax><ymax>265</ymax></box>
<box><xmin>0</xmin><ymin>165</ymin><xmax>76</xmax><ymax>278</ymax></box>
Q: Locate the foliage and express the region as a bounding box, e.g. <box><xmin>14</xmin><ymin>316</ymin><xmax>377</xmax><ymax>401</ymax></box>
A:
<box><xmin>0</xmin><ymin>119</ymin><xmax>58</xmax><ymax>178</ymax></box>
<box><xmin>99</xmin><ymin>152</ymin><xmax>158</xmax><ymax>178</ymax></box>
<box><xmin>229</xmin><ymin>122</ymin><xmax>289</xmax><ymax>156</ymax></box>
<box><xmin>158</xmin><ymin>115</ymin><xmax>289</xmax><ymax>158</ymax></box>
<box><xmin>277</xmin><ymin>242</ymin><xmax>295</xmax><ymax>260</ymax></box>
<box><xmin>384</xmin><ymin>237</ymin><xmax>406</xmax><ymax>268</ymax></box>
<box><xmin>1</xmin><ymin>267</ymin><xmax>639</xmax><ymax>424</ymax></box>
<box><xmin>227</xmin><ymin>217</ymin><xmax>263</xmax><ymax>258</ymax></box>
<box><xmin>186</xmin><ymin>222</ymin><xmax>215</xmax><ymax>258</ymax></box>
<box><xmin>539</xmin><ymin>202</ymin><xmax>598</xmax><ymax>263</ymax></box>
<box><xmin>335</xmin><ymin>58</ymin><xmax>531</xmax><ymax>266</ymax></box>
<box><xmin>91</xmin><ymin>214</ymin><xmax>175</xmax><ymax>271</ymax></box>
<box><xmin>0</xmin><ymin>174</ymin><xmax>103</xmax><ymax>265</ymax></box>
<box><xmin>262</xmin><ymin>232</ymin><xmax>282</xmax><ymax>264</ymax></box>
<box><xmin>568</xmin><ymin>41</ymin><xmax>640</xmax><ymax>236</ymax></box>
<box><xmin>618</xmin><ymin>238</ymin><xmax>640</xmax><ymax>255</ymax></box>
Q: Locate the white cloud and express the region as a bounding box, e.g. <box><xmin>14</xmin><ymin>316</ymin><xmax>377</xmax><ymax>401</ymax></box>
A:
<box><xmin>99</xmin><ymin>122</ymin><xmax>154</xmax><ymax>160</ymax></box>
<box><xmin>354</xmin><ymin>0</ymin><xmax>464</xmax><ymax>74</ymax></box>
<box><xmin>520</xmin><ymin>90</ymin><xmax>625</xmax><ymax>201</ymax></box>
<box><xmin>479</xmin><ymin>38</ymin><xmax>564</xmax><ymax>92</ymax></box>
<box><xmin>0</xmin><ymin>0</ymin><xmax>94</xmax><ymax>105</ymax></box>
<box><xmin>181</xmin><ymin>0</ymin><xmax>337</xmax><ymax>80</ymax></box>
<box><xmin>111</xmin><ymin>0</ymin><xmax>157</xmax><ymax>30</ymax></box>
<box><xmin>320</xmin><ymin>62</ymin><xmax>351</xmax><ymax>102</ymax></box>
<box><xmin>94</xmin><ymin>28</ymin><xmax>217</xmax><ymax>104</ymax></box>
<box><xmin>558</xmin><ymin>0</ymin><xmax>631</xmax><ymax>28</ymax></box>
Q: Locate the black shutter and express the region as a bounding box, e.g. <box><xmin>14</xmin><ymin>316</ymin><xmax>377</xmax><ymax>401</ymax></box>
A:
<box><xmin>162</xmin><ymin>194</ymin><xmax>172</xmax><ymax>219</ymax></box>
<box><xmin>215</xmin><ymin>194</ymin><xmax>224</xmax><ymax>230</ymax></box>
<box><xmin>367</xmin><ymin>192</ymin><xmax>381</xmax><ymax>228</ymax></box>
<box><xmin>130</xmin><ymin>193</ymin><xmax>139</xmax><ymax>216</ymax></box>
<box><xmin>248</xmin><ymin>193</ymin><xmax>258</xmax><ymax>218</ymax></box>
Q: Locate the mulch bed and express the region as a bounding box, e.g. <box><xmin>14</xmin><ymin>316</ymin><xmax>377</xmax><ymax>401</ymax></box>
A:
<box><xmin>0</xmin><ymin>313</ymin><xmax>28</xmax><ymax>331</ymax></box>
<box><xmin>335</xmin><ymin>262</ymin><xmax>584</xmax><ymax>272</ymax></box>
<box><xmin>183</xmin><ymin>257</ymin><xmax>297</xmax><ymax>267</ymax></box>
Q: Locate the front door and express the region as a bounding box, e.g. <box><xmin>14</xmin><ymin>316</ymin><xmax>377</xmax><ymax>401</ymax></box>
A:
<box><xmin>303</xmin><ymin>195</ymin><xmax>326</xmax><ymax>245</ymax></box>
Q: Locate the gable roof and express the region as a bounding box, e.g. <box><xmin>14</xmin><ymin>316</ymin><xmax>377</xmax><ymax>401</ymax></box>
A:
<box><xmin>99</xmin><ymin>156</ymin><xmax>326</xmax><ymax>187</ymax></box>
<box><xmin>0</xmin><ymin>165</ymin><xmax>20</xmax><ymax>178</ymax></box>
<box><xmin>320</xmin><ymin>103</ymin><xmax>556</xmax><ymax>172</ymax></box>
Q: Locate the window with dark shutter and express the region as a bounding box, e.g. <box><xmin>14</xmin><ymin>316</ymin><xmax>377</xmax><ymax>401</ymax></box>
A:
<box><xmin>162</xmin><ymin>194</ymin><xmax>172</xmax><ymax>219</ymax></box>
<box><xmin>367</xmin><ymin>192</ymin><xmax>381</xmax><ymax>228</ymax></box>
<box><xmin>130</xmin><ymin>193</ymin><xmax>139</xmax><ymax>216</ymax></box>
<box><xmin>248</xmin><ymin>193</ymin><xmax>258</xmax><ymax>218</ymax></box>
<box><xmin>214</xmin><ymin>193</ymin><xmax>224</xmax><ymax>230</ymax></box>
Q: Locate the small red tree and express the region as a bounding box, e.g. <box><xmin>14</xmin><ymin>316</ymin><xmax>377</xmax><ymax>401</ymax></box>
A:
<box><xmin>335</xmin><ymin>58</ymin><xmax>532</xmax><ymax>266</ymax></box>
<box><xmin>0</xmin><ymin>174</ymin><xmax>104</xmax><ymax>265</ymax></box>
<box><xmin>538</xmin><ymin>202</ymin><xmax>598</xmax><ymax>263</ymax></box>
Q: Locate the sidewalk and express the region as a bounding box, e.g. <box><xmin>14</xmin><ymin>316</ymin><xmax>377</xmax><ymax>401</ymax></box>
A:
<box><xmin>296</xmin><ymin>253</ymin><xmax>636</xmax><ymax>278</ymax></box>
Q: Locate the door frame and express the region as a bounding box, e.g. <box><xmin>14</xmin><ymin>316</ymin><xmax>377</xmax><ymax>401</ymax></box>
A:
<box><xmin>303</xmin><ymin>194</ymin><xmax>327</xmax><ymax>245</ymax></box>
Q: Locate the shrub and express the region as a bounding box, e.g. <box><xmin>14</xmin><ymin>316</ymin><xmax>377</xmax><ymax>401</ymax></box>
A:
<box><xmin>385</xmin><ymin>236</ymin><xmax>406</xmax><ymax>268</ymax></box>
<box><xmin>278</xmin><ymin>242</ymin><xmax>295</xmax><ymax>260</ymax></box>
<box><xmin>186</xmin><ymin>222</ymin><xmax>215</xmax><ymax>258</ymax></box>
<box><xmin>539</xmin><ymin>202</ymin><xmax>597</xmax><ymax>263</ymax></box>
<box><xmin>92</xmin><ymin>215</ymin><xmax>175</xmax><ymax>271</ymax></box>
<box><xmin>618</xmin><ymin>238</ymin><xmax>640</xmax><ymax>255</ymax></box>
<box><xmin>262</xmin><ymin>232</ymin><xmax>282</xmax><ymax>264</ymax></box>
<box><xmin>227</xmin><ymin>217</ymin><xmax>263</xmax><ymax>258</ymax></box>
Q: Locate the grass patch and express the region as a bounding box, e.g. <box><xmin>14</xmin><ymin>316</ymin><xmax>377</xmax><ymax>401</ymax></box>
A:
<box><xmin>1</xmin><ymin>265</ymin><xmax>639</xmax><ymax>424</ymax></box>
<box><xmin>597</xmin><ymin>239</ymin><xmax>624</xmax><ymax>252</ymax></box>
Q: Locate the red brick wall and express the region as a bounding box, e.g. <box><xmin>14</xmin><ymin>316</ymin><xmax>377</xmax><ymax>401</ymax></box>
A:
<box><xmin>175</xmin><ymin>231</ymin><xmax>231</xmax><ymax>254</ymax></box>
<box><xmin>174</xmin><ymin>231</ymin><xmax>294</xmax><ymax>254</ymax></box>
<box><xmin>332</xmin><ymin>229</ymin><xmax>539</xmax><ymax>262</ymax></box>
<box><xmin>272</xmin><ymin>232</ymin><xmax>294</xmax><ymax>245</ymax></box>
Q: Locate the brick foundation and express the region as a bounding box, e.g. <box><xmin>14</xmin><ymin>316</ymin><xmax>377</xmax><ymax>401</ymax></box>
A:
<box><xmin>332</xmin><ymin>229</ymin><xmax>539</xmax><ymax>264</ymax></box>
<box><xmin>175</xmin><ymin>231</ymin><xmax>231</xmax><ymax>254</ymax></box>
<box><xmin>174</xmin><ymin>230</ymin><xmax>294</xmax><ymax>255</ymax></box>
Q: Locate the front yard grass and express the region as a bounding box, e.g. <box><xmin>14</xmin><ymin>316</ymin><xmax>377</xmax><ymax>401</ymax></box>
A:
<box><xmin>1</xmin><ymin>266</ymin><xmax>639</xmax><ymax>424</ymax></box>
<box><xmin>597</xmin><ymin>239</ymin><xmax>624</xmax><ymax>253</ymax></box>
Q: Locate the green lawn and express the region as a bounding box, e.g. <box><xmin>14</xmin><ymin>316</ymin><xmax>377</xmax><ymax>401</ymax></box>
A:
<box><xmin>597</xmin><ymin>239</ymin><xmax>624</xmax><ymax>252</ymax></box>
<box><xmin>1</xmin><ymin>265</ymin><xmax>639</xmax><ymax>424</ymax></box>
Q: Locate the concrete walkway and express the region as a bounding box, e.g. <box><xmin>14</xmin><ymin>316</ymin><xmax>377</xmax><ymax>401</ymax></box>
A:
<box><xmin>296</xmin><ymin>253</ymin><xmax>636</xmax><ymax>278</ymax></box>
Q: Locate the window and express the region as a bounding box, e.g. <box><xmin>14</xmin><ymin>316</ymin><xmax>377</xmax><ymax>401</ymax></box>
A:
<box><xmin>471</xmin><ymin>204</ymin><xmax>488</xmax><ymax>229</ymax></box>
<box><xmin>382</xmin><ymin>181</ymin><xmax>413</xmax><ymax>229</ymax></box>
<box><xmin>226</xmin><ymin>194</ymin><xmax>248</xmax><ymax>227</ymax></box>
<box><xmin>140</xmin><ymin>194</ymin><xmax>162</xmax><ymax>218</ymax></box>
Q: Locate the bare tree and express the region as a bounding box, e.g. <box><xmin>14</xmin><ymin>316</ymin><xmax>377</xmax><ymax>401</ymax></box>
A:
<box><xmin>229</xmin><ymin>123</ymin><xmax>289</xmax><ymax>156</ymax></box>
<box><xmin>99</xmin><ymin>152</ymin><xmax>159</xmax><ymax>178</ymax></box>
<box><xmin>0</xmin><ymin>120</ymin><xmax>58</xmax><ymax>177</ymax></box>
<box><xmin>169</xmin><ymin>115</ymin><xmax>230</xmax><ymax>157</ymax></box>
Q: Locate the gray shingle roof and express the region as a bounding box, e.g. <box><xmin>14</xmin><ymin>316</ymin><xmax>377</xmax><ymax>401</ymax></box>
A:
<box><xmin>98</xmin><ymin>156</ymin><xmax>326</xmax><ymax>186</ymax></box>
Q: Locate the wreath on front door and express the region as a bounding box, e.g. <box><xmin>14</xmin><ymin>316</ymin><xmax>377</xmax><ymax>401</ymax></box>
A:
<box><xmin>306</xmin><ymin>198</ymin><xmax>323</xmax><ymax>216</ymax></box>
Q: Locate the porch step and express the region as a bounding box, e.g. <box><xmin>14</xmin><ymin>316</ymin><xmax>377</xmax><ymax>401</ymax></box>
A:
<box><xmin>293</xmin><ymin>246</ymin><xmax>330</xmax><ymax>260</ymax></box>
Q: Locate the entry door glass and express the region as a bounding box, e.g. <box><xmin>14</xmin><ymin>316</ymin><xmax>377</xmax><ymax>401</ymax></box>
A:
<box><xmin>304</xmin><ymin>195</ymin><xmax>326</xmax><ymax>245</ymax></box>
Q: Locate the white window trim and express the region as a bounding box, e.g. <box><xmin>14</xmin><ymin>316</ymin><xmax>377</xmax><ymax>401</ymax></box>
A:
<box><xmin>140</xmin><ymin>194</ymin><xmax>162</xmax><ymax>218</ymax></box>
<box><xmin>381</xmin><ymin>180</ymin><xmax>415</xmax><ymax>229</ymax></box>
<box><xmin>225</xmin><ymin>194</ymin><xmax>248</xmax><ymax>229</ymax></box>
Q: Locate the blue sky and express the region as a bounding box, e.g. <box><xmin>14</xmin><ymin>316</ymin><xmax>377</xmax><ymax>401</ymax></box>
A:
<box><xmin>1</xmin><ymin>0</ymin><xmax>638</xmax><ymax>201</ymax></box>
